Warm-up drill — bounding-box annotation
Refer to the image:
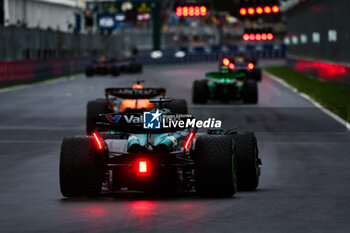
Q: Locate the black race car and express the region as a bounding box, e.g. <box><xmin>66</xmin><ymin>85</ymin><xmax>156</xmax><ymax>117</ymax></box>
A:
<box><xmin>59</xmin><ymin>100</ymin><xmax>262</xmax><ymax>197</ymax></box>
<box><xmin>85</xmin><ymin>57</ymin><xmax>143</xmax><ymax>77</ymax></box>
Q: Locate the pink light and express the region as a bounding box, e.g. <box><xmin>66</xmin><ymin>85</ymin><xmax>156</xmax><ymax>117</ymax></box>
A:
<box><xmin>184</xmin><ymin>132</ymin><xmax>194</xmax><ymax>150</ymax></box>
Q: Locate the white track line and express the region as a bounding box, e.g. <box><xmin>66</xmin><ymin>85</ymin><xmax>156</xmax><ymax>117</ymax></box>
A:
<box><xmin>0</xmin><ymin>75</ymin><xmax>79</xmax><ymax>94</ymax></box>
<box><xmin>264</xmin><ymin>71</ymin><xmax>350</xmax><ymax>130</ymax></box>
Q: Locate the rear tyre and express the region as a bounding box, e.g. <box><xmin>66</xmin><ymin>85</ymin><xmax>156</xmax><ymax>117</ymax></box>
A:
<box><xmin>225</xmin><ymin>129</ymin><xmax>261</xmax><ymax>191</ymax></box>
<box><xmin>242</xmin><ymin>80</ymin><xmax>258</xmax><ymax>104</ymax></box>
<box><xmin>194</xmin><ymin>135</ymin><xmax>237</xmax><ymax>197</ymax></box>
<box><xmin>86</xmin><ymin>99</ymin><xmax>110</xmax><ymax>135</ymax></box>
<box><xmin>85</xmin><ymin>66</ymin><xmax>94</xmax><ymax>77</ymax></box>
<box><xmin>59</xmin><ymin>136</ymin><xmax>106</xmax><ymax>197</ymax></box>
<box><xmin>192</xmin><ymin>80</ymin><xmax>209</xmax><ymax>104</ymax></box>
<box><xmin>111</xmin><ymin>66</ymin><xmax>121</xmax><ymax>77</ymax></box>
<box><xmin>128</xmin><ymin>63</ymin><xmax>143</xmax><ymax>73</ymax></box>
<box><xmin>251</xmin><ymin>68</ymin><xmax>262</xmax><ymax>82</ymax></box>
<box><xmin>163</xmin><ymin>99</ymin><xmax>188</xmax><ymax>114</ymax></box>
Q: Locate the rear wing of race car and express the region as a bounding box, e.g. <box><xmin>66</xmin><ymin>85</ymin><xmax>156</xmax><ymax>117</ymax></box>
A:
<box><xmin>206</xmin><ymin>72</ymin><xmax>246</xmax><ymax>80</ymax></box>
<box><xmin>105</xmin><ymin>88</ymin><xmax>166</xmax><ymax>99</ymax></box>
<box><xmin>93</xmin><ymin>112</ymin><xmax>194</xmax><ymax>134</ymax></box>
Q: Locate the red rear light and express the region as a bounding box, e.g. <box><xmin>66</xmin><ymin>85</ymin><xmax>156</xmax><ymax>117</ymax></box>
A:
<box><xmin>267</xmin><ymin>33</ymin><xmax>274</xmax><ymax>40</ymax></box>
<box><xmin>248</xmin><ymin>7</ymin><xmax>255</xmax><ymax>15</ymax></box>
<box><xmin>176</xmin><ymin>7</ymin><xmax>182</xmax><ymax>17</ymax></box>
<box><xmin>255</xmin><ymin>33</ymin><xmax>261</xmax><ymax>41</ymax></box>
<box><xmin>183</xmin><ymin>6</ymin><xmax>189</xmax><ymax>17</ymax></box>
<box><xmin>264</xmin><ymin>6</ymin><xmax>271</xmax><ymax>14</ymax></box>
<box><xmin>184</xmin><ymin>132</ymin><xmax>195</xmax><ymax>150</ymax></box>
<box><xmin>261</xmin><ymin>33</ymin><xmax>267</xmax><ymax>40</ymax></box>
<box><xmin>229</xmin><ymin>63</ymin><xmax>235</xmax><ymax>70</ymax></box>
<box><xmin>195</xmin><ymin>6</ymin><xmax>200</xmax><ymax>16</ymax></box>
<box><xmin>256</xmin><ymin>6</ymin><xmax>263</xmax><ymax>14</ymax></box>
<box><xmin>139</xmin><ymin>161</ymin><xmax>147</xmax><ymax>173</ymax></box>
<box><xmin>249</xmin><ymin>33</ymin><xmax>255</xmax><ymax>41</ymax></box>
<box><xmin>92</xmin><ymin>132</ymin><xmax>103</xmax><ymax>150</ymax></box>
<box><xmin>200</xmin><ymin>6</ymin><xmax>207</xmax><ymax>16</ymax></box>
<box><xmin>239</xmin><ymin>8</ymin><xmax>247</xmax><ymax>16</ymax></box>
<box><xmin>272</xmin><ymin>5</ymin><xmax>279</xmax><ymax>13</ymax></box>
<box><xmin>222</xmin><ymin>58</ymin><xmax>230</xmax><ymax>66</ymax></box>
<box><xmin>243</xmin><ymin>33</ymin><xmax>250</xmax><ymax>41</ymax></box>
<box><xmin>248</xmin><ymin>63</ymin><xmax>255</xmax><ymax>70</ymax></box>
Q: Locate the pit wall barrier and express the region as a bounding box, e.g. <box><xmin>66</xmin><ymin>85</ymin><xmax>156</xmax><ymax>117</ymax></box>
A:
<box><xmin>286</xmin><ymin>58</ymin><xmax>350</xmax><ymax>88</ymax></box>
<box><xmin>0</xmin><ymin>57</ymin><xmax>92</xmax><ymax>85</ymax></box>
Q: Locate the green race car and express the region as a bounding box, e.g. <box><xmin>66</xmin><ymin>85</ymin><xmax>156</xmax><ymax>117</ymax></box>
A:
<box><xmin>192</xmin><ymin>57</ymin><xmax>259</xmax><ymax>104</ymax></box>
<box><xmin>59</xmin><ymin>100</ymin><xmax>262</xmax><ymax>197</ymax></box>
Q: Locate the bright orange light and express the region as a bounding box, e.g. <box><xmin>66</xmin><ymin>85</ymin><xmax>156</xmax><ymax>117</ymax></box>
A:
<box><xmin>184</xmin><ymin>132</ymin><xmax>195</xmax><ymax>150</ymax></box>
<box><xmin>255</xmin><ymin>33</ymin><xmax>261</xmax><ymax>41</ymax></box>
<box><xmin>222</xmin><ymin>58</ymin><xmax>230</xmax><ymax>66</ymax></box>
<box><xmin>256</xmin><ymin>6</ymin><xmax>263</xmax><ymax>14</ymax></box>
<box><xmin>248</xmin><ymin>7</ymin><xmax>255</xmax><ymax>15</ymax></box>
<box><xmin>240</xmin><ymin>8</ymin><xmax>247</xmax><ymax>15</ymax></box>
<box><xmin>267</xmin><ymin>33</ymin><xmax>274</xmax><ymax>40</ymax></box>
<box><xmin>133</xmin><ymin>84</ymin><xmax>143</xmax><ymax>89</ymax></box>
<box><xmin>189</xmin><ymin>6</ymin><xmax>194</xmax><ymax>16</ymax></box>
<box><xmin>243</xmin><ymin>33</ymin><xmax>250</xmax><ymax>41</ymax></box>
<box><xmin>264</xmin><ymin>6</ymin><xmax>271</xmax><ymax>14</ymax></box>
<box><xmin>139</xmin><ymin>161</ymin><xmax>147</xmax><ymax>173</ymax></box>
<box><xmin>272</xmin><ymin>5</ymin><xmax>279</xmax><ymax>13</ymax></box>
<box><xmin>261</xmin><ymin>33</ymin><xmax>267</xmax><ymax>40</ymax></box>
<box><xmin>195</xmin><ymin>6</ymin><xmax>200</xmax><ymax>16</ymax></box>
<box><xmin>249</xmin><ymin>33</ymin><xmax>255</xmax><ymax>41</ymax></box>
<box><xmin>229</xmin><ymin>63</ymin><xmax>235</xmax><ymax>70</ymax></box>
<box><xmin>183</xmin><ymin>6</ymin><xmax>189</xmax><ymax>16</ymax></box>
<box><xmin>92</xmin><ymin>132</ymin><xmax>103</xmax><ymax>150</ymax></box>
<box><xmin>200</xmin><ymin>6</ymin><xmax>207</xmax><ymax>16</ymax></box>
<box><xmin>248</xmin><ymin>62</ymin><xmax>255</xmax><ymax>70</ymax></box>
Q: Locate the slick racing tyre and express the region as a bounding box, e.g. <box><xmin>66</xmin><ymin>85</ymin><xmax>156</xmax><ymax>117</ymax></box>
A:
<box><xmin>85</xmin><ymin>66</ymin><xmax>94</xmax><ymax>77</ymax></box>
<box><xmin>225</xmin><ymin>129</ymin><xmax>261</xmax><ymax>191</ymax></box>
<box><xmin>194</xmin><ymin>135</ymin><xmax>237</xmax><ymax>197</ymax></box>
<box><xmin>86</xmin><ymin>99</ymin><xmax>110</xmax><ymax>135</ymax></box>
<box><xmin>59</xmin><ymin>136</ymin><xmax>107</xmax><ymax>197</ymax></box>
<box><xmin>129</xmin><ymin>62</ymin><xmax>143</xmax><ymax>73</ymax></box>
<box><xmin>192</xmin><ymin>80</ymin><xmax>209</xmax><ymax>104</ymax></box>
<box><xmin>242</xmin><ymin>80</ymin><xmax>258</xmax><ymax>104</ymax></box>
<box><xmin>252</xmin><ymin>68</ymin><xmax>262</xmax><ymax>82</ymax></box>
<box><xmin>164</xmin><ymin>99</ymin><xmax>188</xmax><ymax>114</ymax></box>
<box><xmin>111</xmin><ymin>66</ymin><xmax>121</xmax><ymax>77</ymax></box>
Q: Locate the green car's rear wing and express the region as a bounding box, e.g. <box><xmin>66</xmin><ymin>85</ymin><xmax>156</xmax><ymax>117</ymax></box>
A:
<box><xmin>205</xmin><ymin>71</ymin><xmax>246</xmax><ymax>80</ymax></box>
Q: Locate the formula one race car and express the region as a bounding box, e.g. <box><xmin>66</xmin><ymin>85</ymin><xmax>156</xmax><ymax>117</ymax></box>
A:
<box><xmin>86</xmin><ymin>81</ymin><xmax>188</xmax><ymax>134</ymax></box>
<box><xmin>85</xmin><ymin>57</ymin><xmax>143</xmax><ymax>77</ymax></box>
<box><xmin>59</xmin><ymin>100</ymin><xmax>262</xmax><ymax>197</ymax></box>
<box><xmin>192</xmin><ymin>57</ymin><xmax>259</xmax><ymax>104</ymax></box>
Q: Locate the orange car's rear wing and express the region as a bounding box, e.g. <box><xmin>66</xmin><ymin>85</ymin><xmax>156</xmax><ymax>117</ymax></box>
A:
<box><xmin>105</xmin><ymin>88</ymin><xmax>166</xmax><ymax>99</ymax></box>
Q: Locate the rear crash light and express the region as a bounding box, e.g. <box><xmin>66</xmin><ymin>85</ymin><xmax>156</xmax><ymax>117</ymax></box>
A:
<box><xmin>92</xmin><ymin>132</ymin><xmax>103</xmax><ymax>150</ymax></box>
<box><xmin>229</xmin><ymin>63</ymin><xmax>235</xmax><ymax>70</ymax></box>
<box><xmin>184</xmin><ymin>132</ymin><xmax>195</xmax><ymax>150</ymax></box>
<box><xmin>247</xmin><ymin>63</ymin><xmax>255</xmax><ymax>70</ymax></box>
<box><xmin>222</xmin><ymin>58</ymin><xmax>230</xmax><ymax>66</ymax></box>
<box><xmin>139</xmin><ymin>161</ymin><xmax>148</xmax><ymax>173</ymax></box>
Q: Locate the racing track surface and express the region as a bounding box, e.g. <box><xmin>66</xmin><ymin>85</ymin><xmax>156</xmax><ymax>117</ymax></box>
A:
<box><xmin>0</xmin><ymin>63</ymin><xmax>349</xmax><ymax>233</ymax></box>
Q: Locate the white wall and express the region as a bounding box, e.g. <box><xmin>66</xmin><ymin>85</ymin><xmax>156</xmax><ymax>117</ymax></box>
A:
<box><xmin>4</xmin><ymin>0</ymin><xmax>83</xmax><ymax>32</ymax></box>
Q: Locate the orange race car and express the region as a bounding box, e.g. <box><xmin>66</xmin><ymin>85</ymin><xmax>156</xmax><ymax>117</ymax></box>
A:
<box><xmin>86</xmin><ymin>81</ymin><xmax>188</xmax><ymax>134</ymax></box>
